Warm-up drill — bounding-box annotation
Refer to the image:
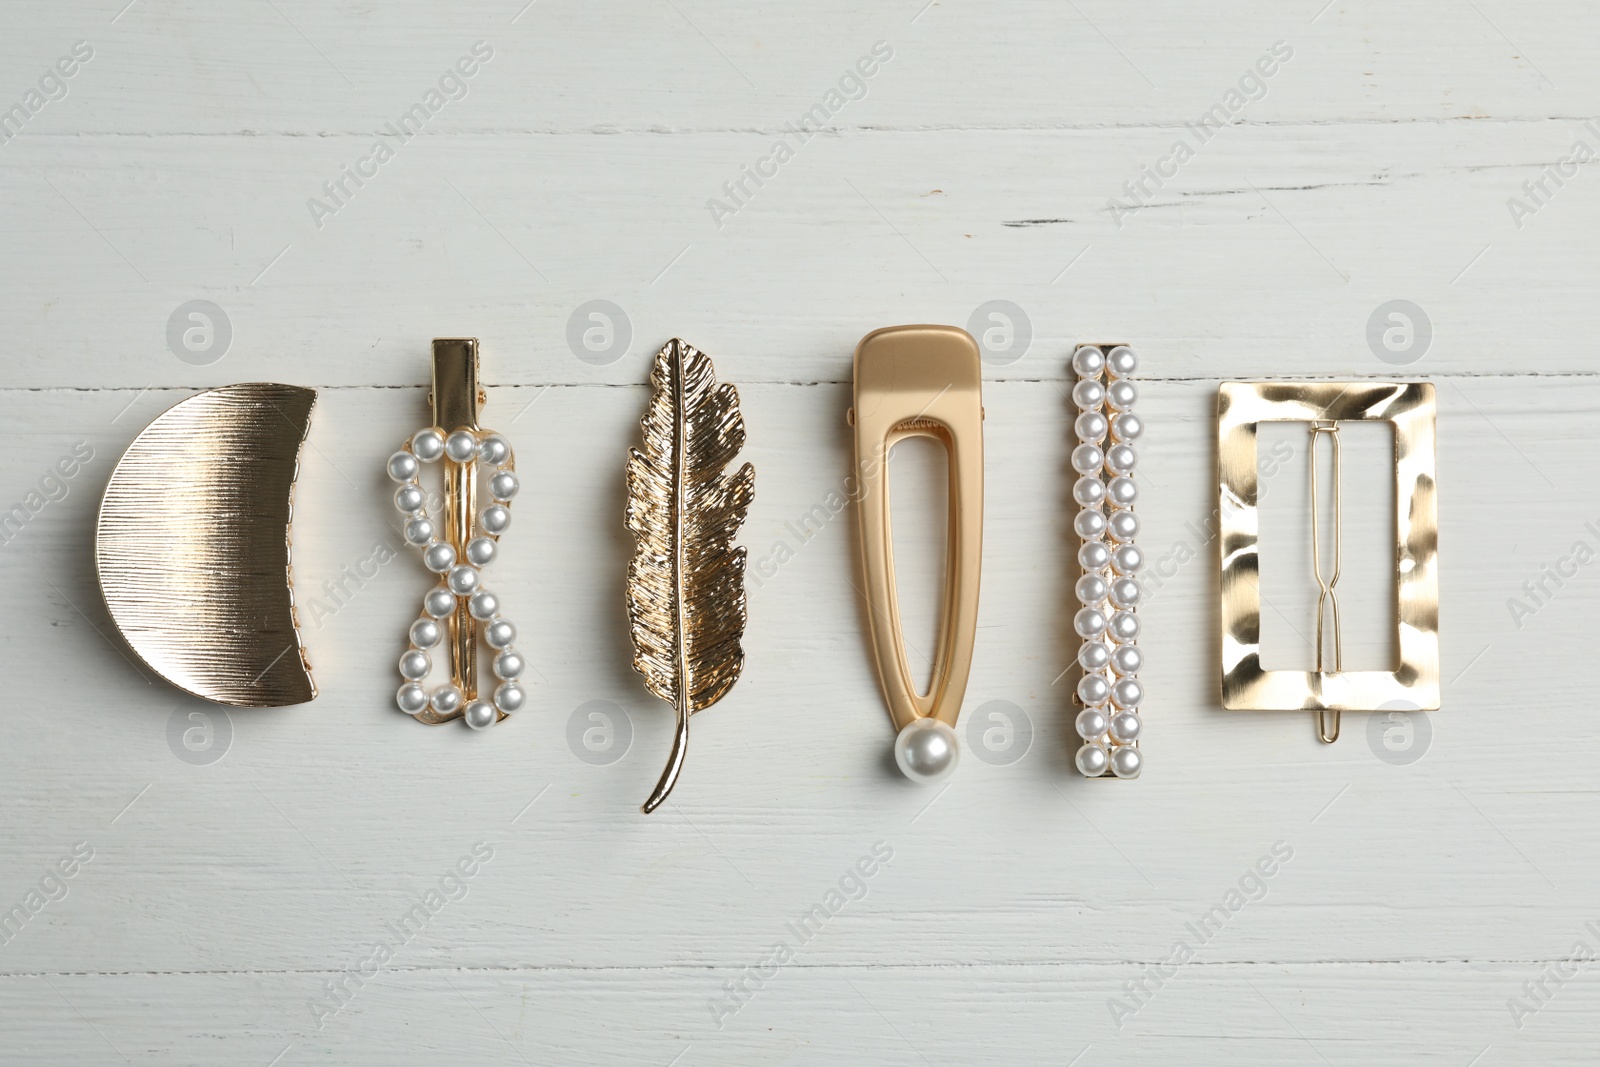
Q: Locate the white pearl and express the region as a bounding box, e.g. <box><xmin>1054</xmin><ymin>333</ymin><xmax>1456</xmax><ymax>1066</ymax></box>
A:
<box><xmin>494</xmin><ymin>682</ymin><xmax>525</xmax><ymax>713</ymax></box>
<box><xmin>494</xmin><ymin>650</ymin><xmax>526</xmax><ymax>680</ymax></box>
<box><xmin>1077</xmin><ymin>672</ymin><xmax>1111</xmax><ymax>706</ymax></box>
<box><xmin>1106</xmin><ymin>346</ymin><xmax>1138</xmax><ymax>378</ymax></box>
<box><xmin>387</xmin><ymin>451</ymin><xmax>420</xmax><ymax>483</ymax></box>
<box><xmin>404</xmin><ymin>517</ymin><xmax>435</xmax><ymax>546</ymax></box>
<box><xmin>1078</xmin><ymin>541</ymin><xmax>1111</xmax><ymax>572</ymax></box>
<box><xmin>1078</xmin><ymin>640</ymin><xmax>1112</xmax><ymax>672</ymax></box>
<box><xmin>1105</xmin><ymin>443</ymin><xmax>1137</xmax><ymax>475</ymax></box>
<box><xmin>430</xmin><ymin>684</ymin><xmax>463</xmax><ymax>714</ymax></box>
<box><xmin>478</xmin><ymin>435</ymin><xmax>510</xmax><ymax>466</ymax></box>
<box><xmin>1112</xmin><ymin>412</ymin><xmax>1143</xmax><ymax>442</ymax></box>
<box><xmin>1071</xmin><ymin>345</ymin><xmax>1105</xmax><ymax>377</ymax></box>
<box><xmin>1112</xmin><ymin>544</ymin><xmax>1144</xmax><ymax>574</ymax></box>
<box><xmin>412</xmin><ymin>429</ymin><xmax>446</xmax><ymax>462</ymax></box>
<box><xmin>1108</xmin><ymin>611</ymin><xmax>1141</xmax><ymax>642</ymax></box>
<box><xmin>1074</xmin><ymin>411</ymin><xmax>1108</xmax><ymax>442</ymax></box>
<box><xmin>447</xmin><ymin>564</ymin><xmax>480</xmax><ymax>596</ymax></box>
<box><xmin>893</xmin><ymin>718</ymin><xmax>959</xmax><ymax>783</ymax></box>
<box><xmin>410</xmin><ymin>618</ymin><xmax>443</xmax><ymax>649</ymax></box>
<box><xmin>1109</xmin><ymin>577</ymin><xmax>1140</xmax><ymax>610</ymax></box>
<box><xmin>1074</xmin><ymin>607</ymin><xmax>1107</xmax><ymax>638</ymax></box>
<box><xmin>1075</xmin><ymin>707</ymin><xmax>1108</xmax><ymax>740</ymax></box>
<box><xmin>1105</xmin><ymin>476</ymin><xmax>1137</xmax><ymax>508</ymax></box>
<box><xmin>1107</xmin><ymin>510</ymin><xmax>1139</xmax><ymax>543</ymax></box>
<box><xmin>1072</xmin><ymin>476</ymin><xmax>1105</xmax><ymax>508</ymax></box>
<box><xmin>394</xmin><ymin>484</ymin><xmax>427</xmax><ymax>514</ymax></box>
<box><xmin>1111</xmin><ymin>746</ymin><xmax>1142</xmax><ymax>779</ymax></box>
<box><xmin>422</xmin><ymin>541</ymin><xmax>456</xmax><ymax>573</ymax></box>
<box><xmin>1075</xmin><ymin>743</ymin><xmax>1109</xmax><ymax>777</ymax></box>
<box><xmin>398</xmin><ymin>649</ymin><xmax>431</xmax><ymax>680</ymax></box>
<box><xmin>463</xmin><ymin>700</ymin><xmax>497</xmax><ymax>730</ymax></box>
<box><xmin>1074</xmin><ymin>509</ymin><xmax>1107</xmax><ymax>540</ymax></box>
<box><xmin>444</xmin><ymin>430</ymin><xmax>478</xmax><ymax>463</ymax></box>
<box><xmin>396</xmin><ymin>683</ymin><xmax>428</xmax><ymax>715</ymax></box>
<box><xmin>1106</xmin><ymin>380</ymin><xmax>1138</xmax><ymax>412</ymax></box>
<box><xmin>485</xmin><ymin>619</ymin><xmax>516</xmax><ymax>649</ymax></box>
<box><xmin>469</xmin><ymin>590</ymin><xmax>499</xmax><ymax>620</ymax></box>
<box><xmin>1112</xmin><ymin>644</ymin><xmax>1143</xmax><ymax>675</ymax></box>
<box><xmin>1072</xmin><ymin>379</ymin><xmax>1106</xmax><ymax>409</ymax></box>
<box><xmin>1071</xmin><ymin>444</ymin><xmax>1104</xmax><ymax>475</ymax></box>
<box><xmin>1076</xmin><ymin>574</ymin><xmax>1108</xmax><ymax>604</ymax></box>
<box><xmin>490</xmin><ymin>471</ymin><xmax>519</xmax><ymax>501</ymax></box>
<box><xmin>480</xmin><ymin>505</ymin><xmax>511</xmax><ymax>535</ymax></box>
<box><xmin>1109</xmin><ymin>711</ymin><xmax>1142</xmax><ymax>744</ymax></box>
<box><xmin>465</xmin><ymin>536</ymin><xmax>497</xmax><ymax>567</ymax></box>
<box><xmin>1111</xmin><ymin>677</ymin><xmax>1144</xmax><ymax>709</ymax></box>
<box><xmin>424</xmin><ymin>587</ymin><xmax>456</xmax><ymax>619</ymax></box>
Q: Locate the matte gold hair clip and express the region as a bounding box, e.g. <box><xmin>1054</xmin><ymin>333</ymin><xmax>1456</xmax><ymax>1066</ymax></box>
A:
<box><xmin>850</xmin><ymin>325</ymin><xmax>984</xmax><ymax>784</ymax></box>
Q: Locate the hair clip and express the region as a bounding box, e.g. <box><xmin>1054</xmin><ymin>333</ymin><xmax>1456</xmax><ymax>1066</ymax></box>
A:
<box><xmin>850</xmin><ymin>325</ymin><xmax>984</xmax><ymax>784</ymax></box>
<box><xmin>1069</xmin><ymin>345</ymin><xmax>1145</xmax><ymax>779</ymax></box>
<box><xmin>1217</xmin><ymin>381</ymin><xmax>1440</xmax><ymax>739</ymax></box>
<box><xmin>390</xmin><ymin>339</ymin><xmax>524</xmax><ymax>730</ymax></box>
<box><xmin>97</xmin><ymin>383</ymin><xmax>318</xmax><ymax>706</ymax></box>
<box><xmin>625</xmin><ymin>339</ymin><xmax>754</xmax><ymax>813</ymax></box>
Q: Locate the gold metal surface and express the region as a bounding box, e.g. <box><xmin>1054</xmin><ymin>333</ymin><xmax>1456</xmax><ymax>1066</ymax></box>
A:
<box><xmin>1218</xmin><ymin>381</ymin><xmax>1439</xmax><ymax>726</ymax></box>
<box><xmin>95</xmin><ymin>383</ymin><xmax>318</xmax><ymax>707</ymax></box>
<box><xmin>850</xmin><ymin>325</ymin><xmax>984</xmax><ymax>733</ymax></box>
<box><xmin>1309</xmin><ymin>420</ymin><xmax>1343</xmax><ymax>742</ymax></box>
<box><xmin>625</xmin><ymin>339</ymin><xmax>754</xmax><ymax>813</ymax></box>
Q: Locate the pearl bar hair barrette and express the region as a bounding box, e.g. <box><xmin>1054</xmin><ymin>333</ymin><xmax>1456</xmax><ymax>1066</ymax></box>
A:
<box><xmin>1070</xmin><ymin>345</ymin><xmax>1144</xmax><ymax>779</ymax></box>
<box><xmin>390</xmin><ymin>339</ymin><xmax>525</xmax><ymax>730</ymax></box>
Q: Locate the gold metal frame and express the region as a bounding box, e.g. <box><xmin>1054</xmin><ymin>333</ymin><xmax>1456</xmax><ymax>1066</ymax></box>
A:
<box><xmin>1217</xmin><ymin>381</ymin><xmax>1439</xmax><ymax>732</ymax></box>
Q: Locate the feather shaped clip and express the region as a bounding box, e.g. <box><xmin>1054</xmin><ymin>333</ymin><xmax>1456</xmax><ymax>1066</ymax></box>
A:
<box><xmin>625</xmin><ymin>339</ymin><xmax>755</xmax><ymax>814</ymax></box>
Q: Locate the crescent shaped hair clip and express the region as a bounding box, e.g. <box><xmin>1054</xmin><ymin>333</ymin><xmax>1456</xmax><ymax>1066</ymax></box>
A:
<box><xmin>849</xmin><ymin>325</ymin><xmax>984</xmax><ymax>784</ymax></box>
<box><xmin>389</xmin><ymin>339</ymin><xmax>525</xmax><ymax>729</ymax></box>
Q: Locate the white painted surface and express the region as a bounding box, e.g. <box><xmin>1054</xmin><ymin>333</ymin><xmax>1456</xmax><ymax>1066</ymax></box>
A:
<box><xmin>1</xmin><ymin>2</ymin><xmax>1596</xmax><ymax>1064</ymax></box>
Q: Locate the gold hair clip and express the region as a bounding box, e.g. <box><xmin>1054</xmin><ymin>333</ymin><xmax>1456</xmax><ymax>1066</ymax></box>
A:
<box><xmin>1217</xmin><ymin>381</ymin><xmax>1440</xmax><ymax>740</ymax></box>
<box><xmin>390</xmin><ymin>339</ymin><xmax>524</xmax><ymax>730</ymax></box>
<box><xmin>850</xmin><ymin>325</ymin><xmax>984</xmax><ymax>783</ymax></box>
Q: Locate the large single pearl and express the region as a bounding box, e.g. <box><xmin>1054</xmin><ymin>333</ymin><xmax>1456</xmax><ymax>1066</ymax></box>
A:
<box><xmin>478</xmin><ymin>435</ymin><xmax>510</xmax><ymax>466</ymax></box>
<box><xmin>494</xmin><ymin>649</ymin><xmax>526</xmax><ymax>679</ymax></box>
<box><xmin>430</xmin><ymin>684</ymin><xmax>463</xmax><ymax>714</ymax></box>
<box><xmin>410</xmin><ymin>618</ymin><xmax>443</xmax><ymax>649</ymax></box>
<box><xmin>893</xmin><ymin>718</ymin><xmax>959</xmax><ymax>783</ymax></box>
<box><xmin>1106</xmin><ymin>346</ymin><xmax>1138</xmax><ymax>378</ymax></box>
<box><xmin>1111</xmin><ymin>677</ymin><xmax>1144</xmax><ymax>709</ymax></box>
<box><xmin>494</xmin><ymin>682</ymin><xmax>525</xmax><ymax>713</ymax></box>
<box><xmin>398</xmin><ymin>649</ymin><xmax>431</xmax><ymax>680</ymax></box>
<box><xmin>1078</xmin><ymin>540</ymin><xmax>1111</xmax><ymax>572</ymax></box>
<box><xmin>1074</xmin><ymin>509</ymin><xmax>1107</xmax><ymax>540</ymax></box>
<box><xmin>1079</xmin><ymin>640</ymin><xmax>1112</xmax><ymax>671</ymax></box>
<box><xmin>423</xmin><ymin>541</ymin><xmax>457</xmax><ymax>573</ymax></box>
<box><xmin>1076</xmin><ymin>574</ymin><xmax>1108</xmax><ymax>604</ymax></box>
<box><xmin>490</xmin><ymin>471</ymin><xmax>519</xmax><ymax>501</ymax></box>
<box><xmin>405</xmin><ymin>517</ymin><xmax>436</xmax><ymax>546</ymax></box>
<box><xmin>447</xmin><ymin>564</ymin><xmax>481</xmax><ymax>596</ymax></box>
<box><xmin>396</xmin><ymin>683</ymin><xmax>428</xmax><ymax>715</ymax></box>
<box><xmin>1105</xmin><ymin>475</ymin><xmax>1137</xmax><ymax>508</ymax></box>
<box><xmin>1105</xmin><ymin>443</ymin><xmax>1137</xmax><ymax>475</ymax></box>
<box><xmin>424</xmin><ymin>587</ymin><xmax>457</xmax><ymax>619</ymax></box>
<box><xmin>394</xmin><ymin>484</ymin><xmax>426</xmax><ymax>514</ymax></box>
<box><xmin>1071</xmin><ymin>444</ymin><xmax>1104</xmax><ymax>475</ymax></box>
<box><xmin>1109</xmin><ymin>577</ymin><xmax>1141</xmax><ymax>610</ymax></box>
<box><xmin>1106</xmin><ymin>380</ymin><xmax>1138</xmax><ymax>412</ymax></box>
<box><xmin>387</xmin><ymin>451</ymin><xmax>420</xmax><ymax>483</ymax></box>
<box><xmin>485</xmin><ymin>618</ymin><xmax>516</xmax><ymax>649</ymax></box>
<box><xmin>1112</xmin><ymin>544</ymin><xmax>1144</xmax><ymax>574</ymax></box>
<box><xmin>1075</xmin><ymin>743</ymin><xmax>1109</xmax><ymax>777</ymax></box>
<box><xmin>1107</xmin><ymin>510</ymin><xmax>1139</xmax><ymax>543</ymax></box>
<box><xmin>1111</xmin><ymin>746</ymin><xmax>1142</xmax><ymax>778</ymax></box>
<box><xmin>1071</xmin><ymin>345</ymin><xmax>1105</xmax><ymax>377</ymax></box>
<box><xmin>1077</xmin><ymin>672</ymin><xmax>1111</xmax><ymax>706</ymax></box>
<box><xmin>1075</xmin><ymin>707</ymin><xmax>1108</xmax><ymax>740</ymax></box>
<box><xmin>444</xmin><ymin>430</ymin><xmax>478</xmax><ymax>463</ymax></box>
<box><xmin>1108</xmin><ymin>611</ymin><xmax>1141</xmax><ymax>642</ymax></box>
<box><xmin>1074</xmin><ymin>411</ymin><xmax>1108</xmax><ymax>443</ymax></box>
<box><xmin>469</xmin><ymin>590</ymin><xmax>499</xmax><ymax>620</ymax></box>
<box><xmin>480</xmin><ymin>505</ymin><xmax>511</xmax><ymax>535</ymax></box>
<box><xmin>1072</xmin><ymin>475</ymin><xmax>1105</xmax><ymax>508</ymax></box>
<box><xmin>1109</xmin><ymin>711</ymin><xmax>1142</xmax><ymax>744</ymax></box>
<box><xmin>1111</xmin><ymin>644</ymin><xmax>1143</xmax><ymax>675</ymax></box>
<box><xmin>1111</xmin><ymin>412</ymin><xmax>1143</xmax><ymax>442</ymax></box>
<box><xmin>463</xmin><ymin>700</ymin><xmax>497</xmax><ymax>730</ymax></box>
<box><xmin>1074</xmin><ymin>607</ymin><xmax>1108</xmax><ymax>638</ymax></box>
<box><xmin>412</xmin><ymin>429</ymin><xmax>446</xmax><ymax>462</ymax></box>
<box><xmin>465</xmin><ymin>536</ymin><xmax>497</xmax><ymax>567</ymax></box>
<box><xmin>1072</xmin><ymin>379</ymin><xmax>1106</xmax><ymax>409</ymax></box>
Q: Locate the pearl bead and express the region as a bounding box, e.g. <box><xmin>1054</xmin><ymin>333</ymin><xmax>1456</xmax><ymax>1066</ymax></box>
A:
<box><xmin>1072</xmin><ymin>379</ymin><xmax>1106</xmax><ymax>409</ymax></box>
<box><xmin>444</xmin><ymin>430</ymin><xmax>478</xmax><ymax>463</ymax></box>
<box><xmin>1077</xmin><ymin>672</ymin><xmax>1111</xmax><ymax>706</ymax></box>
<box><xmin>398</xmin><ymin>649</ymin><xmax>431</xmax><ymax>680</ymax></box>
<box><xmin>468</xmin><ymin>590</ymin><xmax>499</xmax><ymax>620</ymax></box>
<box><xmin>1074</xmin><ymin>411</ymin><xmax>1108</xmax><ymax>442</ymax></box>
<box><xmin>1111</xmin><ymin>677</ymin><xmax>1144</xmax><ymax>709</ymax></box>
<box><xmin>1075</xmin><ymin>707</ymin><xmax>1108</xmax><ymax>740</ymax></box>
<box><xmin>1071</xmin><ymin>444</ymin><xmax>1104</xmax><ymax>475</ymax></box>
<box><xmin>1078</xmin><ymin>541</ymin><xmax>1111</xmax><ymax>572</ymax></box>
<box><xmin>410</xmin><ymin>618</ymin><xmax>443</xmax><ymax>649</ymax></box>
<box><xmin>1074</xmin><ymin>509</ymin><xmax>1107</xmax><ymax>540</ymax></box>
<box><xmin>493</xmin><ymin>682</ymin><xmax>525</xmax><ymax>713</ymax></box>
<box><xmin>1108</xmin><ymin>577</ymin><xmax>1140</xmax><ymax>610</ymax></box>
<box><xmin>1111</xmin><ymin>644</ymin><xmax>1143</xmax><ymax>675</ymax></box>
<box><xmin>1073</xmin><ymin>607</ymin><xmax>1107</xmax><ymax>638</ymax></box>
<box><xmin>430</xmin><ymin>685</ymin><xmax>463</xmax><ymax>714</ymax></box>
<box><xmin>1108</xmin><ymin>611</ymin><xmax>1141</xmax><ymax>642</ymax></box>
<box><xmin>1112</xmin><ymin>544</ymin><xmax>1144</xmax><ymax>574</ymax></box>
<box><xmin>1078</xmin><ymin>640</ymin><xmax>1111</xmax><ymax>672</ymax></box>
<box><xmin>480</xmin><ymin>505</ymin><xmax>511</xmax><ymax>535</ymax></box>
<box><xmin>465</xmin><ymin>536</ymin><xmax>497</xmax><ymax>567</ymax></box>
<box><xmin>1105</xmin><ymin>443</ymin><xmax>1137</xmax><ymax>475</ymax></box>
<box><xmin>1107</xmin><ymin>510</ymin><xmax>1139</xmax><ymax>543</ymax></box>
<box><xmin>893</xmin><ymin>718</ymin><xmax>959</xmax><ymax>783</ymax></box>
<box><xmin>493</xmin><ymin>650</ymin><xmax>526</xmax><ymax>680</ymax></box>
<box><xmin>1075</xmin><ymin>743</ymin><xmax>1109</xmax><ymax>777</ymax></box>
<box><xmin>1105</xmin><ymin>476</ymin><xmax>1137</xmax><ymax>508</ymax></box>
<box><xmin>478</xmin><ymin>435</ymin><xmax>510</xmax><ymax>466</ymax></box>
<box><xmin>412</xmin><ymin>429</ymin><xmax>446</xmax><ymax>462</ymax></box>
<box><xmin>424</xmin><ymin>587</ymin><xmax>456</xmax><ymax>619</ymax></box>
<box><xmin>447</xmin><ymin>564</ymin><xmax>481</xmax><ymax>596</ymax></box>
<box><xmin>423</xmin><ymin>541</ymin><xmax>456</xmax><ymax>573</ymax></box>
<box><xmin>1111</xmin><ymin>745</ymin><xmax>1142</xmax><ymax>779</ymax></box>
<box><xmin>1072</xmin><ymin>476</ymin><xmax>1105</xmax><ymax>508</ymax></box>
<box><xmin>1106</xmin><ymin>380</ymin><xmax>1138</xmax><ymax>412</ymax></box>
<box><xmin>1076</xmin><ymin>574</ymin><xmax>1108</xmax><ymax>604</ymax></box>
<box><xmin>1106</xmin><ymin>346</ymin><xmax>1138</xmax><ymax>378</ymax></box>
<box><xmin>1109</xmin><ymin>711</ymin><xmax>1142</xmax><ymax>744</ymax></box>
<box><xmin>485</xmin><ymin>619</ymin><xmax>516</xmax><ymax>649</ymax></box>
<box><xmin>387</xmin><ymin>451</ymin><xmax>420</xmax><ymax>483</ymax></box>
<box><xmin>404</xmin><ymin>517</ymin><xmax>435</xmax><ymax>546</ymax></box>
<box><xmin>463</xmin><ymin>700</ymin><xmax>497</xmax><ymax>730</ymax></box>
<box><xmin>394</xmin><ymin>484</ymin><xmax>427</xmax><ymax>514</ymax></box>
<box><xmin>1112</xmin><ymin>412</ymin><xmax>1143</xmax><ymax>442</ymax></box>
<box><xmin>490</xmin><ymin>471</ymin><xmax>519</xmax><ymax>501</ymax></box>
<box><xmin>396</xmin><ymin>683</ymin><xmax>428</xmax><ymax>715</ymax></box>
<box><xmin>1071</xmin><ymin>345</ymin><xmax>1105</xmax><ymax>377</ymax></box>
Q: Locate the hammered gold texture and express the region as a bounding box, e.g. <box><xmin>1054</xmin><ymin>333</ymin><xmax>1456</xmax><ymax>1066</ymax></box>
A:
<box><xmin>625</xmin><ymin>339</ymin><xmax>754</xmax><ymax>813</ymax></box>
<box><xmin>96</xmin><ymin>383</ymin><xmax>318</xmax><ymax>707</ymax></box>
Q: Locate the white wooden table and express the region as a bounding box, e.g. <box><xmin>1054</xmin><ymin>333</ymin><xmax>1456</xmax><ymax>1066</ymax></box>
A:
<box><xmin>2</xmin><ymin>2</ymin><xmax>1595</xmax><ymax>1063</ymax></box>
